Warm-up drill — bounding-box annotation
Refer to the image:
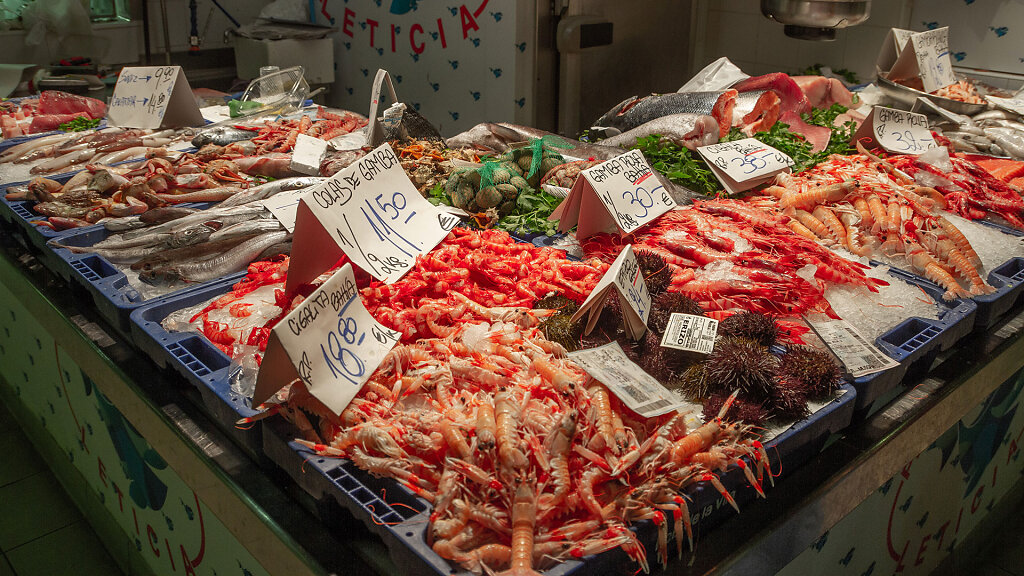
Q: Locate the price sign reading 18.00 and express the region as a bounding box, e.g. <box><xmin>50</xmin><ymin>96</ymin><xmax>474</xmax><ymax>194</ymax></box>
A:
<box><xmin>273</xmin><ymin>264</ymin><xmax>400</xmax><ymax>415</ymax></box>
<box><xmin>581</xmin><ymin>149</ymin><xmax>675</xmax><ymax>234</ymax></box>
<box><xmin>300</xmin><ymin>143</ymin><xmax>457</xmax><ymax>284</ymax></box>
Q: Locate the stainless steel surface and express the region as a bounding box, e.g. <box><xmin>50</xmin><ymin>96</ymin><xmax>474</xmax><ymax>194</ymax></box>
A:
<box><xmin>877</xmin><ymin>74</ymin><xmax>988</xmax><ymax>115</ymax></box>
<box><xmin>761</xmin><ymin>0</ymin><xmax>870</xmax><ymax>40</ymax></box>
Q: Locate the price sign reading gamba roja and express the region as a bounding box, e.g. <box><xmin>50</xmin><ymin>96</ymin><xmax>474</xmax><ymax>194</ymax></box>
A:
<box><xmin>299</xmin><ymin>143</ymin><xmax>456</xmax><ymax>284</ymax></box>
<box><xmin>253</xmin><ymin>264</ymin><xmax>400</xmax><ymax>415</ymax></box>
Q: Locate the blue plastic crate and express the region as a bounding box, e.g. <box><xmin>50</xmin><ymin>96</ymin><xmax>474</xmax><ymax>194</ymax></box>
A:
<box><xmin>262</xmin><ymin>379</ymin><xmax>855</xmax><ymax>576</ymax></box>
<box><xmin>129</xmin><ymin>277</ymin><xmax>261</xmax><ymax>454</ymax></box>
<box><xmin>850</xmin><ymin>266</ymin><xmax>977</xmax><ymax>413</ymax></box>
<box><xmin>45</xmin><ymin>225</ymin><xmax>245</xmax><ymax>337</ymax></box>
<box><xmin>966</xmin><ymin>220</ymin><xmax>1024</xmax><ymax>332</ymax></box>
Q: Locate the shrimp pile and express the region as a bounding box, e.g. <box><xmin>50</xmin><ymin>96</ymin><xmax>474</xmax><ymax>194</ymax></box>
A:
<box><xmin>932</xmin><ymin>80</ymin><xmax>985</xmax><ymax>105</ymax></box>
<box><xmin>581</xmin><ymin>200</ymin><xmax>886</xmax><ymax>318</ymax></box>
<box><xmin>887</xmin><ymin>151</ymin><xmax>1024</xmax><ymax>229</ymax></box>
<box><xmin>249</xmin><ymin>107</ymin><xmax>367</xmax><ymax>154</ymax></box>
<box><xmin>277</xmin><ymin>320</ymin><xmax>767</xmax><ymax>575</ymax></box>
<box><xmin>750</xmin><ymin>151</ymin><xmax>995</xmax><ymax>300</ymax></box>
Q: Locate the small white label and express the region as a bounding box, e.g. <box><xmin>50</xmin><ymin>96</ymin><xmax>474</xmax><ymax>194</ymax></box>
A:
<box><xmin>580</xmin><ymin>149</ymin><xmax>675</xmax><ymax>234</ymax></box>
<box><xmin>697</xmin><ymin>138</ymin><xmax>794</xmax><ymax>194</ymax></box>
<box><xmin>660</xmin><ymin>313</ymin><xmax>718</xmax><ymax>355</ymax></box>
<box><xmin>199</xmin><ymin>105</ymin><xmax>231</xmax><ymax>123</ymax></box>
<box><xmin>805</xmin><ymin>318</ymin><xmax>900</xmax><ymax>377</ymax></box>
<box><xmin>290</xmin><ymin>134</ymin><xmax>329</xmax><ymax>175</ymax></box>
<box><xmin>571</xmin><ymin>245</ymin><xmax>650</xmax><ymax>340</ymax></box>
<box><xmin>261</xmin><ymin>188</ymin><xmax>306</xmax><ymax>232</ymax></box>
<box><xmin>273</xmin><ymin>264</ymin><xmax>400</xmax><ymax>415</ymax></box>
<box><xmin>986</xmin><ymin>95</ymin><xmax>1024</xmax><ymax>117</ymax></box>
<box><xmin>298</xmin><ymin>143</ymin><xmax>459</xmax><ymax>284</ymax></box>
<box><xmin>910</xmin><ymin>27</ymin><xmax>956</xmax><ymax>93</ymax></box>
<box><xmin>569</xmin><ymin>342</ymin><xmax>685</xmax><ymax>417</ymax></box>
<box><xmin>108</xmin><ymin>66</ymin><xmax>204</xmax><ymax>129</ymax></box>
<box><xmin>866</xmin><ymin>107</ymin><xmax>937</xmax><ymax>154</ymax></box>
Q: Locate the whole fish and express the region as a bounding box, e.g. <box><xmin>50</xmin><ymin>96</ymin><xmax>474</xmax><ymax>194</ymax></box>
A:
<box><xmin>139</xmin><ymin>206</ymin><xmax>199</xmax><ymax>224</ymax></box>
<box><xmin>0</xmin><ymin>132</ymin><xmax>77</xmax><ymax>163</ymax></box>
<box><xmin>131</xmin><ymin>233</ymin><xmax>262</xmax><ymax>271</ymax></box>
<box><xmin>593</xmin><ymin>91</ymin><xmax>733</xmax><ymax>131</ymax></box>
<box><xmin>208</xmin><ymin>219</ymin><xmax>284</xmax><ymax>242</ymax></box>
<box><xmin>51</xmin><ymin>240</ymin><xmax>167</xmax><ymax>264</ymax></box>
<box><xmin>122</xmin><ymin>204</ymin><xmax>263</xmax><ymax>239</ymax></box>
<box><xmin>597</xmin><ymin>114</ymin><xmax>720</xmax><ymax>150</ymax></box>
<box><xmin>93</xmin><ymin>231</ymin><xmax>173</xmax><ymax>250</ymax></box>
<box><xmin>141</xmin><ymin>231</ymin><xmax>290</xmax><ymax>284</ymax></box>
<box><xmin>99</xmin><ymin>215</ymin><xmax>148</xmax><ymax>232</ymax></box>
<box><xmin>191</xmin><ymin>126</ymin><xmax>257</xmax><ymax>148</ymax></box>
<box><xmin>445</xmin><ymin>122</ymin><xmax>624</xmax><ymax>160</ymax></box>
<box><xmin>170</xmin><ymin>224</ymin><xmax>217</xmax><ymax>247</ymax></box>
<box><xmin>217</xmin><ymin>176</ymin><xmax>325</xmax><ymax>207</ymax></box>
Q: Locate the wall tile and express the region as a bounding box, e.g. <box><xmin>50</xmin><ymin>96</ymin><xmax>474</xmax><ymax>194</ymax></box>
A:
<box><xmin>707</xmin><ymin>10</ymin><xmax>762</xmax><ymax>63</ymax></box>
<box><xmin>842</xmin><ymin>25</ymin><xmax>892</xmax><ymax>82</ymax></box>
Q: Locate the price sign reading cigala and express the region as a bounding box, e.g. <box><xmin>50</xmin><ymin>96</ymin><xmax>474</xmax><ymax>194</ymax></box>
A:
<box><xmin>256</xmin><ymin>263</ymin><xmax>400</xmax><ymax>415</ymax></box>
<box><xmin>299</xmin><ymin>143</ymin><xmax>457</xmax><ymax>284</ymax></box>
<box><xmin>581</xmin><ymin>149</ymin><xmax>675</xmax><ymax>234</ymax></box>
<box><xmin>107</xmin><ymin>66</ymin><xmax>203</xmax><ymax>129</ymax></box>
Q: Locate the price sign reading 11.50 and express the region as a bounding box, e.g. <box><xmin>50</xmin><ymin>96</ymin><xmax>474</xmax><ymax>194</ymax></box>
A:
<box><xmin>299</xmin><ymin>143</ymin><xmax>457</xmax><ymax>284</ymax></box>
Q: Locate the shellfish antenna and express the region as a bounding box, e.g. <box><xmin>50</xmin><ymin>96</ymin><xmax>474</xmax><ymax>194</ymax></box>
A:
<box><xmin>717</xmin><ymin>390</ymin><xmax>741</xmax><ymax>420</ymax></box>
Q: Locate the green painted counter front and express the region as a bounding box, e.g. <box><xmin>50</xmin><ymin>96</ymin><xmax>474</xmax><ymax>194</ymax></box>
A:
<box><xmin>0</xmin><ymin>278</ymin><xmax>272</xmax><ymax>576</ymax></box>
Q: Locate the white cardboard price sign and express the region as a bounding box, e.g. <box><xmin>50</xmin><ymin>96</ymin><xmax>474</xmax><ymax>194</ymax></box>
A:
<box><xmin>261</xmin><ymin>187</ymin><xmax>307</xmax><ymax>232</ymax></box>
<box><xmin>569</xmin><ymin>342</ymin><xmax>686</xmax><ymax>418</ymax></box>
<box><xmin>551</xmin><ymin>149</ymin><xmax>674</xmax><ymax>240</ymax></box>
<box><xmin>888</xmin><ymin>27</ymin><xmax>956</xmax><ymax>93</ymax></box>
<box><xmin>285</xmin><ymin>143</ymin><xmax>460</xmax><ymax>292</ymax></box>
<box><xmin>853</xmin><ymin>106</ymin><xmax>936</xmax><ymax>155</ymax></box>
<box><xmin>660</xmin><ymin>313</ymin><xmax>718</xmax><ymax>355</ymax></box>
<box><xmin>108</xmin><ymin>66</ymin><xmax>204</xmax><ymax>129</ymax></box>
<box><xmin>805</xmin><ymin>317</ymin><xmax>899</xmax><ymax>378</ymax></box>
<box><xmin>252</xmin><ymin>263</ymin><xmax>400</xmax><ymax>413</ymax></box>
<box><xmin>696</xmin><ymin>138</ymin><xmax>794</xmax><ymax>194</ymax></box>
<box><xmin>290</xmin><ymin>134</ymin><xmax>329</xmax><ymax>175</ymax></box>
<box><xmin>571</xmin><ymin>244</ymin><xmax>651</xmax><ymax>340</ymax></box>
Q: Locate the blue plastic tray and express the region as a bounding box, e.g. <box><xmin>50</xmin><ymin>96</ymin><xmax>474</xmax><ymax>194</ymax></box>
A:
<box><xmin>129</xmin><ymin>276</ymin><xmax>260</xmax><ymax>454</ymax></box>
<box><xmin>45</xmin><ymin>225</ymin><xmax>245</xmax><ymax>337</ymax></box>
<box><xmin>850</xmin><ymin>266</ymin><xmax>977</xmax><ymax>414</ymax></box>
<box><xmin>261</xmin><ymin>383</ymin><xmax>856</xmax><ymax>576</ymax></box>
<box><xmin>966</xmin><ymin>220</ymin><xmax>1024</xmax><ymax>332</ymax></box>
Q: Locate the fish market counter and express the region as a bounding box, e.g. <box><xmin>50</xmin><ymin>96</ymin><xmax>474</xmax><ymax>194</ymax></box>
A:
<box><xmin>0</xmin><ymin>233</ymin><xmax>1022</xmax><ymax>576</ymax></box>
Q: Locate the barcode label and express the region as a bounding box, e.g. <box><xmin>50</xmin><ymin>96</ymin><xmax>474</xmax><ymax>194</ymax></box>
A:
<box><xmin>660</xmin><ymin>313</ymin><xmax>718</xmax><ymax>354</ymax></box>
<box><xmin>805</xmin><ymin>318</ymin><xmax>900</xmax><ymax>377</ymax></box>
<box><xmin>569</xmin><ymin>342</ymin><xmax>684</xmax><ymax>417</ymax></box>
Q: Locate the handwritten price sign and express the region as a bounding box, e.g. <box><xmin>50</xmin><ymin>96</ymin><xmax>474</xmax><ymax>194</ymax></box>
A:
<box><xmin>254</xmin><ymin>263</ymin><xmax>399</xmax><ymax>414</ymax></box>
<box><xmin>571</xmin><ymin>244</ymin><xmax>651</xmax><ymax>340</ymax></box>
<box><xmin>910</xmin><ymin>27</ymin><xmax>956</xmax><ymax>93</ymax></box>
<box><xmin>583</xmin><ymin>149</ymin><xmax>674</xmax><ymax>233</ymax></box>
<box><xmin>697</xmin><ymin>138</ymin><xmax>794</xmax><ymax>194</ymax></box>
<box><xmin>298</xmin><ymin>143</ymin><xmax>457</xmax><ymax>284</ymax></box>
<box><xmin>107</xmin><ymin>66</ymin><xmax>203</xmax><ymax>129</ymax></box>
<box><xmin>853</xmin><ymin>106</ymin><xmax>937</xmax><ymax>155</ymax></box>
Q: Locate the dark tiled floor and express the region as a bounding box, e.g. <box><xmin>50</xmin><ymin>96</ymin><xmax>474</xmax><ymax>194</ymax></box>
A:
<box><xmin>0</xmin><ymin>405</ymin><xmax>124</xmax><ymax>576</ymax></box>
<box><xmin>959</xmin><ymin>499</ymin><xmax>1024</xmax><ymax>576</ymax></box>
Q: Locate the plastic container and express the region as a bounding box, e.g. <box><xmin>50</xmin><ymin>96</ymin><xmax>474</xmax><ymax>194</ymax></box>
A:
<box><xmin>850</xmin><ymin>266</ymin><xmax>977</xmax><ymax>413</ymax></box>
<box><xmin>129</xmin><ymin>276</ymin><xmax>261</xmax><ymax>455</ymax></box>
<box><xmin>261</xmin><ymin>383</ymin><xmax>856</xmax><ymax>576</ymax></box>
<box><xmin>46</xmin><ymin>226</ymin><xmax>245</xmax><ymax>337</ymax></box>
<box><xmin>964</xmin><ymin>220</ymin><xmax>1024</xmax><ymax>332</ymax></box>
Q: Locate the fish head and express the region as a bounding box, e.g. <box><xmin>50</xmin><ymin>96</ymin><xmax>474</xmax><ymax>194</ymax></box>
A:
<box><xmin>139</xmin><ymin>267</ymin><xmax>183</xmax><ymax>286</ymax></box>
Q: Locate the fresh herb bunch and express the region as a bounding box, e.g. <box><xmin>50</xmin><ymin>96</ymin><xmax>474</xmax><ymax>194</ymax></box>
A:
<box><xmin>427</xmin><ymin>182</ymin><xmax>452</xmax><ymax>206</ymax></box>
<box><xmin>58</xmin><ymin>116</ymin><xmax>101</xmax><ymax>132</ymax></box>
<box><xmin>721</xmin><ymin>103</ymin><xmax>856</xmax><ymax>173</ymax></box>
<box><xmin>798</xmin><ymin>63</ymin><xmax>860</xmax><ymax>85</ymax></box>
<box><xmin>495</xmin><ymin>188</ymin><xmax>562</xmax><ymax>236</ymax></box>
<box><xmin>632</xmin><ymin>134</ymin><xmax>721</xmax><ymax>195</ymax></box>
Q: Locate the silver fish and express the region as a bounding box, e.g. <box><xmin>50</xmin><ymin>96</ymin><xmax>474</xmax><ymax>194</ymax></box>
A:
<box><xmin>598</xmin><ymin>114</ymin><xmax>720</xmax><ymax>150</ymax></box>
<box><xmin>191</xmin><ymin>126</ymin><xmax>257</xmax><ymax>147</ymax></box>
<box><xmin>141</xmin><ymin>231</ymin><xmax>291</xmax><ymax>284</ymax></box>
<box><xmin>217</xmin><ymin>176</ymin><xmax>325</xmax><ymax>207</ymax></box>
<box><xmin>93</xmin><ymin>231</ymin><xmax>173</xmax><ymax>250</ymax></box>
<box><xmin>593</xmin><ymin>92</ymin><xmax>728</xmax><ymax>131</ymax></box>
<box><xmin>445</xmin><ymin>122</ymin><xmax>625</xmax><ymax>160</ymax></box>
<box><xmin>208</xmin><ymin>219</ymin><xmax>283</xmax><ymax>242</ymax></box>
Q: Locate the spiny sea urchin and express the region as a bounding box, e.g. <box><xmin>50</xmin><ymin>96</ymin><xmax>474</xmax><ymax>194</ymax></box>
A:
<box><xmin>769</xmin><ymin>376</ymin><xmax>811</xmax><ymax>420</ymax></box>
<box><xmin>779</xmin><ymin>345</ymin><xmax>841</xmax><ymax>398</ymax></box>
<box><xmin>718</xmin><ymin>311</ymin><xmax>780</xmax><ymax>347</ymax></box>
<box><xmin>635</xmin><ymin>250</ymin><xmax>673</xmax><ymax>297</ymax></box>
<box><xmin>536</xmin><ymin>294</ymin><xmax>582</xmax><ymax>351</ymax></box>
<box><xmin>673</xmin><ymin>362</ymin><xmax>710</xmax><ymax>398</ymax></box>
<box><xmin>648</xmin><ymin>292</ymin><xmax>705</xmax><ymax>336</ymax></box>
<box><xmin>703</xmin><ymin>392</ymin><xmax>770</xmax><ymax>426</ymax></box>
<box><xmin>704</xmin><ymin>337</ymin><xmax>779</xmax><ymax>401</ymax></box>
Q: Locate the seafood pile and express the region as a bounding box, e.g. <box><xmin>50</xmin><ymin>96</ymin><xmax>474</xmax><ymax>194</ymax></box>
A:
<box><xmin>932</xmin><ymin>108</ymin><xmax>1024</xmax><ymax>159</ymax></box>
<box><xmin>394</xmin><ymin>139</ymin><xmax>481</xmax><ymax>195</ymax></box>
<box><xmin>581</xmin><ymin>199</ymin><xmax>886</xmax><ymax>318</ymax></box>
<box><xmin>886</xmin><ymin>148</ymin><xmax>1024</xmax><ymax>230</ymax></box>
<box><xmin>931</xmin><ymin>79</ymin><xmax>985</xmax><ymax>104</ymax></box>
<box><xmin>7</xmin><ymin>152</ymin><xmax>265</xmax><ymax>230</ymax></box>
<box><xmin>245</xmin><ymin>107</ymin><xmax>367</xmax><ymax>154</ymax></box>
<box><xmin>969</xmin><ymin>155</ymin><xmax>1024</xmax><ymax>189</ymax></box>
<box><xmin>748</xmin><ymin>149</ymin><xmax>995</xmax><ymax>300</ymax></box>
<box><xmin>0</xmin><ymin>91</ymin><xmax>106</xmax><ymax>138</ymax></box>
<box><xmin>0</xmin><ymin>127</ymin><xmax>188</xmax><ymax>179</ymax></box>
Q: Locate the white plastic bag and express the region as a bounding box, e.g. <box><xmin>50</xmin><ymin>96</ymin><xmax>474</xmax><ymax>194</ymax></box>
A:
<box><xmin>22</xmin><ymin>0</ymin><xmax>91</xmax><ymax>47</ymax></box>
